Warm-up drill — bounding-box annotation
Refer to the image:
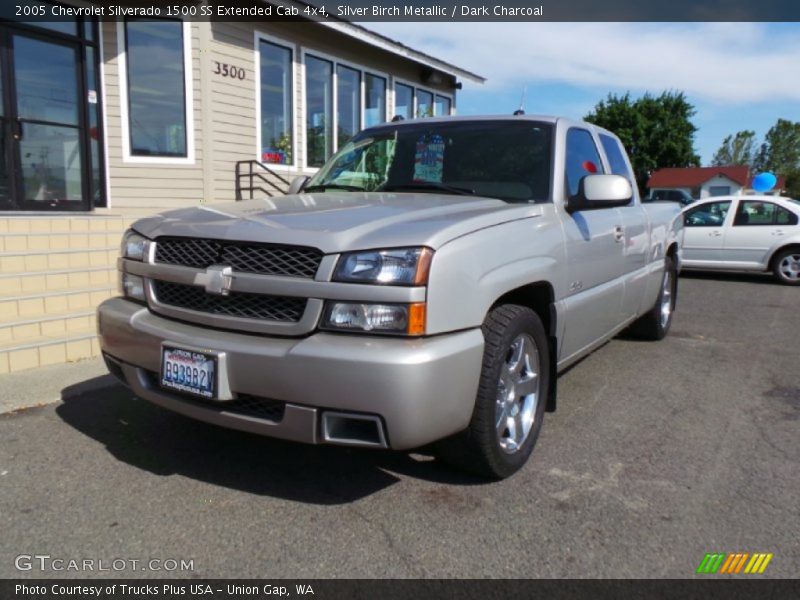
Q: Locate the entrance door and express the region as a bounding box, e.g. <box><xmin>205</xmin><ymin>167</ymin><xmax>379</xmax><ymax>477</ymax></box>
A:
<box><xmin>0</xmin><ymin>27</ymin><xmax>89</xmax><ymax>211</ymax></box>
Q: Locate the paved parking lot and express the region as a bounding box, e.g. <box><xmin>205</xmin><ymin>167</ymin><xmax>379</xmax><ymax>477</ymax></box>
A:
<box><xmin>1</xmin><ymin>272</ymin><xmax>798</xmax><ymax>578</ymax></box>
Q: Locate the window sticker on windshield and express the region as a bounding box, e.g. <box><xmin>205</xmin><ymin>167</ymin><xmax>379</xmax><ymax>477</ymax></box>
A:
<box><xmin>413</xmin><ymin>134</ymin><xmax>445</xmax><ymax>183</ymax></box>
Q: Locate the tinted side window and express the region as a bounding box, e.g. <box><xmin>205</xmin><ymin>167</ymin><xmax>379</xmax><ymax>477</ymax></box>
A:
<box><xmin>599</xmin><ymin>134</ymin><xmax>633</xmax><ymax>182</ymax></box>
<box><xmin>566</xmin><ymin>129</ymin><xmax>605</xmax><ymax>197</ymax></box>
<box><xmin>734</xmin><ymin>201</ymin><xmax>779</xmax><ymax>226</ymax></box>
<box><xmin>776</xmin><ymin>206</ymin><xmax>799</xmax><ymax>226</ymax></box>
<box><xmin>684</xmin><ymin>201</ymin><xmax>731</xmax><ymax>227</ymax></box>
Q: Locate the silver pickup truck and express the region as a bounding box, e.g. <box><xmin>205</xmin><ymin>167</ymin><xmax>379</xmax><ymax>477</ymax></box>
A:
<box><xmin>98</xmin><ymin>115</ymin><xmax>683</xmax><ymax>479</ymax></box>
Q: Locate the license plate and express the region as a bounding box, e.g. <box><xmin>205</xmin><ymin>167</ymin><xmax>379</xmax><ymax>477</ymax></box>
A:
<box><xmin>160</xmin><ymin>346</ymin><xmax>217</xmax><ymax>399</ymax></box>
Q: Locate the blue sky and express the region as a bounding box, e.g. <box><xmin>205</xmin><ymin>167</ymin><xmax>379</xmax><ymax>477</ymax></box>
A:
<box><xmin>371</xmin><ymin>22</ymin><xmax>800</xmax><ymax>164</ymax></box>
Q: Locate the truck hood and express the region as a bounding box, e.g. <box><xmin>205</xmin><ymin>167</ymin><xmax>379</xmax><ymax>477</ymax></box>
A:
<box><xmin>131</xmin><ymin>192</ymin><xmax>543</xmax><ymax>253</ymax></box>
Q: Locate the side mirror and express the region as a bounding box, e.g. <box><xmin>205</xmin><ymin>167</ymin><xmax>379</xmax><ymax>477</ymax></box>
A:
<box><xmin>566</xmin><ymin>174</ymin><xmax>633</xmax><ymax>213</ymax></box>
<box><xmin>286</xmin><ymin>175</ymin><xmax>310</xmax><ymax>195</ymax></box>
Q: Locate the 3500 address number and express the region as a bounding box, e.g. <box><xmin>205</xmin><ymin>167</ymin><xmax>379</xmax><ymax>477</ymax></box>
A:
<box><xmin>214</xmin><ymin>62</ymin><xmax>245</xmax><ymax>80</ymax></box>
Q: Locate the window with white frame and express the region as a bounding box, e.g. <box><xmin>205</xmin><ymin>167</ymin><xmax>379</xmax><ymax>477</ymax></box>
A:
<box><xmin>709</xmin><ymin>185</ymin><xmax>731</xmax><ymax>197</ymax></box>
<box><xmin>305</xmin><ymin>55</ymin><xmax>334</xmax><ymax>168</ymax></box>
<box><xmin>123</xmin><ymin>19</ymin><xmax>188</xmax><ymax>158</ymax></box>
<box><xmin>394</xmin><ymin>83</ymin><xmax>414</xmax><ymax>120</ymax></box>
<box><xmin>336</xmin><ymin>64</ymin><xmax>360</xmax><ymax>149</ymax></box>
<box><xmin>416</xmin><ymin>89</ymin><xmax>433</xmax><ymax>118</ymax></box>
<box><xmin>364</xmin><ymin>73</ymin><xmax>386</xmax><ymax>128</ymax></box>
<box><xmin>303</xmin><ymin>53</ymin><xmax>390</xmax><ymax>168</ymax></box>
<box><xmin>434</xmin><ymin>95</ymin><xmax>452</xmax><ymax>117</ymax></box>
<box><xmin>391</xmin><ymin>82</ymin><xmax>453</xmax><ymax>120</ymax></box>
<box><xmin>259</xmin><ymin>39</ymin><xmax>293</xmax><ymax>166</ymax></box>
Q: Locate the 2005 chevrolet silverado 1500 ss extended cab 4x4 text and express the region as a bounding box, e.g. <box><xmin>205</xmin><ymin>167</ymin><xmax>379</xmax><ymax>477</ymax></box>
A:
<box><xmin>97</xmin><ymin>116</ymin><xmax>683</xmax><ymax>478</ymax></box>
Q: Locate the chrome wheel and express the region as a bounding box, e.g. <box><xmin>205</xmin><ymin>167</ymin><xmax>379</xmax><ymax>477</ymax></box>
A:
<box><xmin>495</xmin><ymin>333</ymin><xmax>540</xmax><ymax>454</ymax></box>
<box><xmin>660</xmin><ymin>268</ymin><xmax>674</xmax><ymax>328</ymax></box>
<box><xmin>778</xmin><ymin>254</ymin><xmax>800</xmax><ymax>282</ymax></box>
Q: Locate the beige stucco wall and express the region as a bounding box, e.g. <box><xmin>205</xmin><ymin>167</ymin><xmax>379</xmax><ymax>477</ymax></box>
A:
<box><xmin>100</xmin><ymin>20</ymin><xmax>459</xmax><ymax>210</ymax></box>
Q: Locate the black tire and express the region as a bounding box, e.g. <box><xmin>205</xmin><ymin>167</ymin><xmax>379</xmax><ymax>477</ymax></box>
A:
<box><xmin>436</xmin><ymin>304</ymin><xmax>550</xmax><ymax>480</ymax></box>
<box><xmin>772</xmin><ymin>248</ymin><xmax>800</xmax><ymax>286</ymax></box>
<box><xmin>627</xmin><ymin>255</ymin><xmax>677</xmax><ymax>340</ymax></box>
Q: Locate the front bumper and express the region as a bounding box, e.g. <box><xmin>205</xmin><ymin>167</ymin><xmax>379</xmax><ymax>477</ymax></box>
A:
<box><xmin>97</xmin><ymin>298</ymin><xmax>484</xmax><ymax>450</ymax></box>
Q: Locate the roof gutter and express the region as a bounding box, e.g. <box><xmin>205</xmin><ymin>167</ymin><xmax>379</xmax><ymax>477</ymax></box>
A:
<box><xmin>319</xmin><ymin>20</ymin><xmax>486</xmax><ymax>84</ymax></box>
<box><xmin>265</xmin><ymin>0</ymin><xmax>485</xmax><ymax>84</ymax></box>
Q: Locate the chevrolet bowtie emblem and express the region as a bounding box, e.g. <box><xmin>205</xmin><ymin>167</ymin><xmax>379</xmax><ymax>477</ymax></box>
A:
<box><xmin>202</xmin><ymin>265</ymin><xmax>234</xmax><ymax>296</ymax></box>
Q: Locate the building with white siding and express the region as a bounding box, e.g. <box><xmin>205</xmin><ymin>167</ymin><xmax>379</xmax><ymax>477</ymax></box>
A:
<box><xmin>0</xmin><ymin>1</ymin><xmax>483</xmax><ymax>372</ymax></box>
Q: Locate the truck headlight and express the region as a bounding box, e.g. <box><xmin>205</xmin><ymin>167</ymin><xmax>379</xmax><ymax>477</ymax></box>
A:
<box><xmin>120</xmin><ymin>229</ymin><xmax>148</xmax><ymax>261</ymax></box>
<box><xmin>334</xmin><ymin>247</ymin><xmax>432</xmax><ymax>285</ymax></box>
<box><xmin>119</xmin><ymin>272</ymin><xmax>146</xmax><ymax>302</ymax></box>
<box><xmin>322</xmin><ymin>302</ymin><xmax>426</xmax><ymax>336</ymax></box>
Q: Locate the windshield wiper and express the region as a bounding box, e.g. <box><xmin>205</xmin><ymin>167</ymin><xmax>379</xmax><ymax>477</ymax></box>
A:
<box><xmin>377</xmin><ymin>182</ymin><xmax>476</xmax><ymax>196</ymax></box>
<box><xmin>303</xmin><ymin>184</ymin><xmax>365</xmax><ymax>192</ymax></box>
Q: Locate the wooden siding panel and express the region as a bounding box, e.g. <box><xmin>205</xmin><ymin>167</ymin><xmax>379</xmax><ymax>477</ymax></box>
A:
<box><xmin>102</xmin><ymin>21</ymin><xmax>205</xmax><ymax>209</ymax></box>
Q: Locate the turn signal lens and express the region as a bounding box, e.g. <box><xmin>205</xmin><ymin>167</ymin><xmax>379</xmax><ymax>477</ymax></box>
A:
<box><xmin>119</xmin><ymin>272</ymin><xmax>145</xmax><ymax>302</ymax></box>
<box><xmin>322</xmin><ymin>302</ymin><xmax>426</xmax><ymax>336</ymax></box>
<box><xmin>407</xmin><ymin>303</ymin><xmax>426</xmax><ymax>336</ymax></box>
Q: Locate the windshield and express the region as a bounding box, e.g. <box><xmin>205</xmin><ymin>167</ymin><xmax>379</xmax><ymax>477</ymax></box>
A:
<box><xmin>305</xmin><ymin>121</ymin><xmax>553</xmax><ymax>202</ymax></box>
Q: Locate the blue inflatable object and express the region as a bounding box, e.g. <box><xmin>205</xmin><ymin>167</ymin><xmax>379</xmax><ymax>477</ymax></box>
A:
<box><xmin>752</xmin><ymin>172</ymin><xmax>777</xmax><ymax>193</ymax></box>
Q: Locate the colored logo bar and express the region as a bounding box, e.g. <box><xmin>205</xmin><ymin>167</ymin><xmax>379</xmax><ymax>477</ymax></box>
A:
<box><xmin>697</xmin><ymin>553</ymin><xmax>773</xmax><ymax>574</ymax></box>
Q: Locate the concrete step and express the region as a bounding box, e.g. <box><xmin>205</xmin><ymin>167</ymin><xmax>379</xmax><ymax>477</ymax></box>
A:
<box><xmin>0</xmin><ymin>327</ymin><xmax>100</xmax><ymax>374</ymax></box>
<box><xmin>0</xmin><ymin>231</ymin><xmax>122</xmax><ymax>253</ymax></box>
<box><xmin>0</xmin><ymin>214</ymin><xmax>137</xmax><ymax>373</ymax></box>
<box><xmin>0</xmin><ymin>286</ymin><xmax>116</xmax><ymax>322</ymax></box>
<box><xmin>0</xmin><ymin>267</ymin><xmax>116</xmax><ymax>297</ymax></box>
<box><xmin>0</xmin><ymin>215</ymin><xmax>133</xmax><ymax>235</ymax></box>
<box><xmin>0</xmin><ymin>309</ymin><xmax>96</xmax><ymax>345</ymax></box>
<box><xmin>0</xmin><ymin>247</ymin><xmax>117</xmax><ymax>274</ymax></box>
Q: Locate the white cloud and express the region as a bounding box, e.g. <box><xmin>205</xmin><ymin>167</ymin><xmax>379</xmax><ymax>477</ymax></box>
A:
<box><xmin>370</xmin><ymin>22</ymin><xmax>800</xmax><ymax>104</ymax></box>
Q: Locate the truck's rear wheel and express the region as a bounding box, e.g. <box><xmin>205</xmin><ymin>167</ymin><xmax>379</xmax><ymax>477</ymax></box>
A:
<box><xmin>436</xmin><ymin>304</ymin><xmax>549</xmax><ymax>479</ymax></box>
<box><xmin>626</xmin><ymin>255</ymin><xmax>677</xmax><ymax>340</ymax></box>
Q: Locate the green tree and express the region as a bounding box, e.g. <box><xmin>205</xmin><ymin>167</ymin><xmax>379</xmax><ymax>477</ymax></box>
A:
<box><xmin>753</xmin><ymin>119</ymin><xmax>800</xmax><ymax>197</ymax></box>
<box><xmin>585</xmin><ymin>91</ymin><xmax>700</xmax><ymax>194</ymax></box>
<box><xmin>754</xmin><ymin>119</ymin><xmax>800</xmax><ymax>172</ymax></box>
<box><xmin>712</xmin><ymin>130</ymin><xmax>757</xmax><ymax>166</ymax></box>
<box><xmin>784</xmin><ymin>169</ymin><xmax>800</xmax><ymax>198</ymax></box>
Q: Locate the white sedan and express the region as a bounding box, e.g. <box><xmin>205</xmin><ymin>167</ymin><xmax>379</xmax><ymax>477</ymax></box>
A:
<box><xmin>681</xmin><ymin>195</ymin><xmax>800</xmax><ymax>285</ymax></box>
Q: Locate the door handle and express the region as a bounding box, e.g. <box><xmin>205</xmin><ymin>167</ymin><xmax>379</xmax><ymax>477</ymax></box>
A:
<box><xmin>709</xmin><ymin>230</ymin><xmax>722</xmax><ymax>237</ymax></box>
<box><xmin>772</xmin><ymin>230</ymin><xmax>785</xmax><ymax>236</ymax></box>
<box><xmin>613</xmin><ymin>226</ymin><xmax>624</xmax><ymax>242</ymax></box>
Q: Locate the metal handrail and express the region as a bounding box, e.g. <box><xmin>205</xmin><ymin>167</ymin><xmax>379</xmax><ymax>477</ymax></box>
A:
<box><xmin>235</xmin><ymin>160</ymin><xmax>291</xmax><ymax>200</ymax></box>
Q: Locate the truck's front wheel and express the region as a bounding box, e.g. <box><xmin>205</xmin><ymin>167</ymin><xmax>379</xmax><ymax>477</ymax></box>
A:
<box><xmin>437</xmin><ymin>305</ymin><xmax>549</xmax><ymax>479</ymax></box>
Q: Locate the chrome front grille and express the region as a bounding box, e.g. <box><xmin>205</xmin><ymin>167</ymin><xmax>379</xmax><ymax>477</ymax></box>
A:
<box><xmin>154</xmin><ymin>237</ymin><xmax>323</xmax><ymax>279</ymax></box>
<box><xmin>153</xmin><ymin>281</ymin><xmax>306</xmax><ymax>322</ymax></box>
